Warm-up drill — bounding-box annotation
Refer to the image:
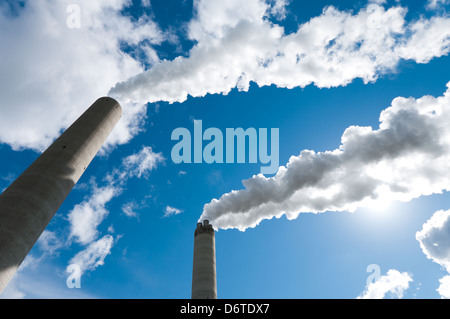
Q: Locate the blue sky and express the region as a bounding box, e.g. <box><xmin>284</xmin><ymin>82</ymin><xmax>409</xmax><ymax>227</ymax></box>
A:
<box><xmin>1</xmin><ymin>0</ymin><xmax>450</xmax><ymax>299</ymax></box>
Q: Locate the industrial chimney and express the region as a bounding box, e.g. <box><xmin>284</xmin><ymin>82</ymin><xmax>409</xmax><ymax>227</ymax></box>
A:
<box><xmin>0</xmin><ymin>97</ymin><xmax>122</xmax><ymax>294</ymax></box>
<box><xmin>191</xmin><ymin>220</ymin><xmax>217</xmax><ymax>299</ymax></box>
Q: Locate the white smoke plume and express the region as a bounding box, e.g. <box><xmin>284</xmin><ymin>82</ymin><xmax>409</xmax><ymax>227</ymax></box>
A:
<box><xmin>109</xmin><ymin>1</ymin><xmax>450</xmax><ymax>105</ymax></box>
<box><xmin>200</xmin><ymin>83</ymin><xmax>450</xmax><ymax>230</ymax></box>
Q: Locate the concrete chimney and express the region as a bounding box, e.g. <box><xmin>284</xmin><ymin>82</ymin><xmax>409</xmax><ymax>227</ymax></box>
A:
<box><xmin>191</xmin><ymin>220</ymin><xmax>217</xmax><ymax>299</ymax></box>
<box><xmin>0</xmin><ymin>97</ymin><xmax>122</xmax><ymax>294</ymax></box>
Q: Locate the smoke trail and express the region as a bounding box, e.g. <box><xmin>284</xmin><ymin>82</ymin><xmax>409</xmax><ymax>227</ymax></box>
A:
<box><xmin>109</xmin><ymin>2</ymin><xmax>450</xmax><ymax>106</ymax></box>
<box><xmin>200</xmin><ymin>83</ymin><xmax>450</xmax><ymax>230</ymax></box>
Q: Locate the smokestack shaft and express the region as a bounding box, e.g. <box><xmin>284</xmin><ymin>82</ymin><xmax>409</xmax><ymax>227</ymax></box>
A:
<box><xmin>192</xmin><ymin>220</ymin><xmax>217</xmax><ymax>299</ymax></box>
<box><xmin>0</xmin><ymin>97</ymin><xmax>122</xmax><ymax>293</ymax></box>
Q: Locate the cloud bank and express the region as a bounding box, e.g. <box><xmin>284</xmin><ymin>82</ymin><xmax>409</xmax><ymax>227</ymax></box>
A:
<box><xmin>200</xmin><ymin>83</ymin><xmax>450</xmax><ymax>230</ymax></box>
<box><xmin>0</xmin><ymin>0</ymin><xmax>162</xmax><ymax>151</ymax></box>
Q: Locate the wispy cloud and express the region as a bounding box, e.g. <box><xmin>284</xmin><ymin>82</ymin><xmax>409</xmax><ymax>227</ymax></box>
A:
<box><xmin>121</xmin><ymin>201</ymin><xmax>140</xmax><ymax>219</ymax></box>
<box><xmin>121</xmin><ymin>146</ymin><xmax>165</xmax><ymax>179</ymax></box>
<box><xmin>67</xmin><ymin>145</ymin><xmax>164</xmax><ymax>259</ymax></box>
<box><xmin>426</xmin><ymin>0</ymin><xmax>450</xmax><ymax>10</ymax></box>
<box><xmin>357</xmin><ymin>269</ymin><xmax>413</xmax><ymax>299</ymax></box>
<box><xmin>7</xmin><ymin>144</ymin><xmax>166</xmax><ymax>299</ymax></box>
<box><xmin>36</xmin><ymin>230</ymin><xmax>65</xmax><ymax>256</ymax></box>
<box><xmin>69</xmin><ymin>235</ymin><xmax>116</xmax><ymax>275</ymax></box>
<box><xmin>68</xmin><ymin>184</ymin><xmax>119</xmax><ymax>245</ymax></box>
<box><xmin>163</xmin><ymin>206</ymin><xmax>183</xmax><ymax>218</ymax></box>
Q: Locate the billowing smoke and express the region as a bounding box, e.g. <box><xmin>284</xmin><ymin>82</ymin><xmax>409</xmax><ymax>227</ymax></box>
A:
<box><xmin>109</xmin><ymin>2</ymin><xmax>450</xmax><ymax>105</ymax></box>
<box><xmin>200</xmin><ymin>83</ymin><xmax>450</xmax><ymax>230</ymax></box>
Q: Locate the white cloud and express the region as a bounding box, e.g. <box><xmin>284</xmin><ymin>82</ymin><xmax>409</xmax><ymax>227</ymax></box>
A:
<box><xmin>36</xmin><ymin>230</ymin><xmax>65</xmax><ymax>256</ymax></box>
<box><xmin>200</xmin><ymin>82</ymin><xmax>450</xmax><ymax>230</ymax></box>
<box><xmin>68</xmin><ymin>184</ymin><xmax>120</xmax><ymax>245</ymax></box>
<box><xmin>437</xmin><ymin>275</ymin><xmax>450</xmax><ymax>298</ymax></box>
<box><xmin>69</xmin><ymin>235</ymin><xmax>115</xmax><ymax>274</ymax></box>
<box><xmin>104</xmin><ymin>146</ymin><xmax>164</xmax><ymax>185</ymax></box>
<box><xmin>65</xmin><ymin>145</ymin><xmax>163</xmax><ymax>275</ymax></box>
<box><xmin>141</xmin><ymin>0</ymin><xmax>151</xmax><ymax>8</ymax></box>
<box><xmin>266</xmin><ymin>0</ymin><xmax>290</xmax><ymax>20</ymax></box>
<box><xmin>122</xmin><ymin>146</ymin><xmax>165</xmax><ymax>179</ymax></box>
<box><xmin>110</xmin><ymin>2</ymin><xmax>450</xmax><ymax>106</ymax></box>
<box><xmin>416</xmin><ymin>209</ymin><xmax>450</xmax><ymax>298</ymax></box>
<box><xmin>357</xmin><ymin>269</ymin><xmax>413</xmax><ymax>299</ymax></box>
<box><xmin>163</xmin><ymin>206</ymin><xmax>183</xmax><ymax>218</ymax></box>
<box><xmin>0</xmin><ymin>0</ymin><xmax>163</xmax><ymax>151</ymax></box>
<box><xmin>396</xmin><ymin>15</ymin><xmax>450</xmax><ymax>63</ymax></box>
<box><xmin>416</xmin><ymin>209</ymin><xmax>450</xmax><ymax>271</ymax></box>
<box><xmin>426</xmin><ymin>0</ymin><xmax>450</xmax><ymax>10</ymax></box>
<box><xmin>122</xmin><ymin>201</ymin><xmax>140</xmax><ymax>219</ymax></box>
<box><xmin>68</xmin><ymin>145</ymin><xmax>163</xmax><ymax>242</ymax></box>
<box><xmin>187</xmin><ymin>0</ymin><xmax>268</xmax><ymax>41</ymax></box>
<box><xmin>67</xmin><ymin>146</ymin><xmax>163</xmax><ymax>244</ymax></box>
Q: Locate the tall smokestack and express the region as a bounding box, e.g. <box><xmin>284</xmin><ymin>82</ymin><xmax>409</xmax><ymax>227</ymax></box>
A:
<box><xmin>0</xmin><ymin>97</ymin><xmax>122</xmax><ymax>294</ymax></box>
<box><xmin>192</xmin><ymin>220</ymin><xmax>217</xmax><ymax>299</ymax></box>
